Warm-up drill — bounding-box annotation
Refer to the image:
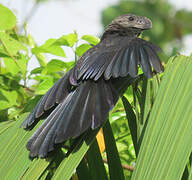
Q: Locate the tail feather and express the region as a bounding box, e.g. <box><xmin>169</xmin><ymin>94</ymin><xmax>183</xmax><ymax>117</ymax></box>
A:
<box><xmin>27</xmin><ymin>95</ymin><xmax>73</xmax><ymax>157</ymax></box>
<box><xmin>26</xmin><ymin>79</ymin><xmax>119</xmax><ymax>157</ymax></box>
<box><xmin>21</xmin><ymin>70</ymin><xmax>72</xmax><ymax>129</ymax></box>
<box><xmin>55</xmin><ymin>83</ymin><xmax>91</xmax><ymax>143</ymax></box>
<box><xmin>26</xmin><ymin>104</ymin><xmax>63</xmax><ymax>155</ymax></box>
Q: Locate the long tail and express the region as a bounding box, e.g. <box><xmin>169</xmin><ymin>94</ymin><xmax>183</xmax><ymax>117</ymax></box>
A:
<box><xmin>25</xmin><ymin>79</ymin><xmax>119</xmax><ymax>158</ymax></box>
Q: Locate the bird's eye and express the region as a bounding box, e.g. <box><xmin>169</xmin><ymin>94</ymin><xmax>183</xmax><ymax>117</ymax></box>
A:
<box><xmin>128</xmin><ymin>16</ymin><xmax>134</xmax><ymax>21</ymax></box>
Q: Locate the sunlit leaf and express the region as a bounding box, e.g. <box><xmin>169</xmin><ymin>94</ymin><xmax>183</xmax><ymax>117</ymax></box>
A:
<box><xmin>122</xmin><ymin>96</ymin><xmax>138</xmax><ymax>155</ymax></box>
<box><xmin>3</xmin><ymin>57</ymin><xmax>20</xmax><ymax>75</ymax></box>
<box><xmin>55</xmin><ymin>33</ymin><xmax>78</xmax><ymax>47</ymax></box>
<box><xmin>81</xmin><ymin>35</ymin><xmax>100</xmax><ymax>45</ymax></box>
<box><xmin>0</xmin><ymin>32</ymin><xmax>27</xmax><ymax>56</ymax></box>
<box><xmin>17</xmin><ymin>54</ymin><xmax>28</xmax><ymax>80</ymax></box>
<box><xmin>87</xmin><ymin>139</ymin><xmax>108</xmax><ymax>180</ymax></box>
<box><xmin>76</xmin><ymin>158</ymin><xmax>91</xmax><ymax>180</ymax></box>
<box><xmin>44</xmin><ymin>59</ymin><xmax>66</xmax><ymax>73</ymax></box>
<box><xmin>0</xmin><ymin>114</ymin><xmax>51</xmax><ymax>179</ymax></box>
<box><xmin>132</xmin><ymin>55</ymin><xmax>192</xmax><ymax>179</ymax></box>
<box><xmin>35</xmin><ymin>76</ymin><xmax>54</xmax><ymax>95</ymax></box>
<box><xmin>0</xmin><ymin>4</ymin><xmax>16</xmax><ymax>30</ymax></box>
<box><xmin>32</xmin><ymin>39</ymin><xmax>66</xmax><ymax>57</ymax></box>
<box><xmin>0</xmin><ymin>89</ymin><xmax>18</xmax><ymax>110</ymax></box>
<box><xmin>75</xmin><ymin>44</ymin><xmax>92</xmax><ymax>57</ymax></box>
<box><xmin>0</xmin><ymin>120</ymin><xmax>15</xmax><ymax>134</ymax></box>
<box><xmin>103</xmin><ymin>121</ymin><xmax>125</xmax><ymax>180</ymax></box>
<box><xmin>53</xmin><ymin>129</ymin><xmax>99</xmax><ymax>180</ymax></box>
<box><xmin>35</xmin><ymin>53</ymin><xmax>47</xmax><ymax>67</ymax></box>
<box><xmin>30</xmin><ymin>67</ymin><xmax>43</xmax><ymax>75</ymax></box>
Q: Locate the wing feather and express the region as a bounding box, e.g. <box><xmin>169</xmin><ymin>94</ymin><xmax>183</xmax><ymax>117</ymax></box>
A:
<box><xmin>76</xmin><ymin>37</ymin><xmax>163</xmax><ymax>81</ymax></box>
<box><xmin>120</xmin><ymin>48</ymin><xmax>130</xmax><ymax>76</ymax></box>
<box><xmin>144</xmin><ymin>45</ymin><xmax>164</xmax><ymax>73</ymax></box>
<box><xmin>26</xmin><ymin>80</ymin><xmax>119</xmax><ymax>157</ymax></box>
<box><xmin>21</xmin><ymin>70</ymin><xmax>72</xmax><ymax>129</ymax></box>
<box><xmin>112</xmin><ymin>50</ymin><xmax>125</xmax><ymax>78</ymax></box>
<box><xmin>128</xmin><ymin>47</ymin><xmax>138</xmax><ymax>77</ymax></box>
<box><xmin>22</xmin><ymin>36</ymin><xmax>163</xmax><ymax>158</ymax></box>
<box><xmin>104</xmin><ymin>51</ymin><xmax>121</xmax><ymax>80</ymax></box>
<box><xmin>139</xmin><ymin>47</ymin><xmax>153</xmax><ymax>78</ymax></box>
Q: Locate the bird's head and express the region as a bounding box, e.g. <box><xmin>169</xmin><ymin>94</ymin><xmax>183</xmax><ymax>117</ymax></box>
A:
<box><xmin>112</xmin><ymin>14</ymin><xmax>152</xmax><ymax>30</ymax></box>
<box><xmin>103</xmin><ymin>14</ymin><xmax>152</xmax><ymax>39</ymax></box>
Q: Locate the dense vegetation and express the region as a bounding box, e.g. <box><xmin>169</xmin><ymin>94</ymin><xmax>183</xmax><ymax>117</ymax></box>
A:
<box><xmin>0</xmin><ymin>1</ymin><xmax>192</xmax><ymax>179</ymax></box>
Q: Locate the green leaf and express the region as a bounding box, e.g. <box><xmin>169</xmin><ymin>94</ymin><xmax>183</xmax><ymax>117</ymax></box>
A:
<box><xmin>0</xmin><ymin>32</ymin><xmax>27</xmax><ymax>56</ymax></box>
<box><xmin>151</xmin><ymin>75</ymin><xmax>160</xmax><ymax>98</ymax></box>
<box><xmin>55</xmin><ymin>33</ymin><xmax>78</xmax><ymax>47</ymax></box>
<box><xmin>76</xmin><ymin>158</ymin><xmax>92</xmax><ymax>180</ymax></box>
<box><xmin>0</xmin><ymin>89</ymin><xmax>18</xmax><ymax>110</ymax></box>
<box><xmin>132</xmin><ymin>55</ymin><xmax>192</xmax><ymax>180</ymax></box>
<box><xmin>81</xmin><ymin>35</ymin><xmax>100</xmax><ymax>45</ymax></box>
<box><xmin>87</xmin><ymin>138</ymin><xmax>108</xmax><ymax>180</ymax></box>
<box><xmin>3</xmin><ymin>57</ymin><xmax>20</xmax><ymax>75</ymax></box>
<box><xmin>122</xmin><ymin>96</ymin><xmax>138</xmax><ymax>156</ymax></box>
<box><xmin>32</xmin><ymin>39</ymin><xmax>66</xmax><ymax>57</ymax></box>
<box><xmin>17</xmin><ymin>54</ymin><xmax>28</xmax><ymax>79</ymax></box>
<box><xmin>0</xmin><ymin>45</ymin><xmax>9</xmax><ymax>57</ymax></box>
<box><xmin>0</xmin><ymin>4</ymin><xmax>16</xmax><ymax>30</ymax></box>
<box><xmin>0</xmin><ymin>114</ymin><xmax>31</xmax><ymax>178</ymax></box>
<box><xmin>0</xmin><ymin>120</ymin><xmax>15</xmax><ymax>134</ymax></box>
<box><xmin>35</xmin><ymin>53</ymin><xmax>47</xmax><ymax>67</ymax></box>
<box><xmin>45</xmin><ymin>59</ymin><xmax>66</xmax><ymax>73</ymax></box>
<box><xmin>43</xmin><ymin>59</ymin><xmax>75</xmax><ymax>74</ymax></box>
<box><xmin>140</xmin><ymin>78</ymin><xmax>151</xmax><ymax>125</ymax></box>
<box><xmin>189</xmin><ymin>164</ymin><xmax>192</xmax><ymax>180</ymax></box>
<box><xmin>75</xmin><ymin>43</ymin><xmax>92</xmax><ymax>57</ymax></box>
<box><xmin>0</xmin><ymin>114</ymin><xmax>51</xmax><ymax>179</ymax></box>
<box><xmin>53</xmin><ymin>129</ymin><xmax>99</xmax><ymax>180</ymax></box>
<box><xmin>103</xmin><ymin>121</ymin><xmax>125</xmax><ymax>180</ymax></box>
<box><xmin>23</xmin><ymin>96</ymin><xmax>41</xmax><ymax>113</ymax></box>
<box><xmin>30</xmin><ymin>67</ymin><xmax>43</xmax><ymax>74</ymax></box>
<box><xmin>35</xmin><ymin>76</ymin><xmax>54</xmax><ymax>95</ymax></box>
<box><xmin>21</xmin><ymin>159</ymin><xmax>50</xmax><ymax>180</ymax></box>
<box><xmin>137</xmin><ymin>78</ymin><xmax>152</xmax><ymax>151</ymax></box>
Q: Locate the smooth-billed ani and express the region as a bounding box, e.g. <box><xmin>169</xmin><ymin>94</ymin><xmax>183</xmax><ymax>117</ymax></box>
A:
<box><xmin>21</xmin><ymin>14</ymin><xmax>164</xmax><ymax>158</ymax></box>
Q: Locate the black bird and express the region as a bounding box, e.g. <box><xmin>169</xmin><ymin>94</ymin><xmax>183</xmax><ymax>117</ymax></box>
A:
<box><xmin>21</xmin><ymin>14</ymin><xmax>163</xmax><ymax>158</ymax></box>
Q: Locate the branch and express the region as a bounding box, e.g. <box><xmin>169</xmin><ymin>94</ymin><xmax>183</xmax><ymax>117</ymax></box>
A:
<box><xmin>21</xmin><ymin>85</ymin><xmax>35</xmax><ymax>93</ymax></box>
<box><xmin>103</xmin><ymin>158</ymin><xmax>134</xmax><ymax>172</ymax></box>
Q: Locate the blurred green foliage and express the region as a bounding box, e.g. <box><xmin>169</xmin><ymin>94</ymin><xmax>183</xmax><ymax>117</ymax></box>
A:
<box><xmin>0</xmin><ymin>4</ymin><xmax>98</xmax><ymax>121</ymax></box>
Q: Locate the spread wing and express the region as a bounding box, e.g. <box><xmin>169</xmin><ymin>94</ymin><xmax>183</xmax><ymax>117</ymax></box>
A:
<box><xmin>70</xmin><ymin>37</ymin><xmax>163</xmax><ymax>83</ymax></box>
<box><xmin>21</xmin><ymin>35</ymin><xmax>163</xmax><ymax>158</ymax></box>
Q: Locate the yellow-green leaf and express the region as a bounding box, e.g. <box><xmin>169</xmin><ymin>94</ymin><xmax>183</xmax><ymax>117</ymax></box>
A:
<box><xmin>0</xmin><ymin>32</ymin><xmax>27</xmax><ymax>56</ymax></box>
<box><xmin>132</xmin><ymin>55</ymin><xmax>192</xmax><ymax>180</ymax></box>
<box><xmin>0</xmin><ymin>4</ymin><xmax>16</xmax><ymax>30</ymax></box>
<box><xmin>81</xmin><ymin>35</ymin><xmax>100</xmax><ymax>45</ymax></box>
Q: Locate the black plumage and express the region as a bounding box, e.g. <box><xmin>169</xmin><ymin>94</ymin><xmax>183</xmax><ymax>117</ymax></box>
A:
<box><xmin>21</xmin><ymin>14</ymin><xmax>163</xmax><ymax>158</ymax></box>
